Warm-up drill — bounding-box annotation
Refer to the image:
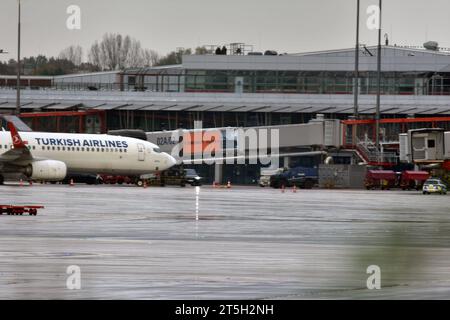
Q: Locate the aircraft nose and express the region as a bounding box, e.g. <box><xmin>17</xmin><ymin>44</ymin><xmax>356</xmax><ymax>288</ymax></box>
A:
<box><xmin>165</xmin><ymin>153</ymin><xmax>177</xmax><ymax>168</ymax></box>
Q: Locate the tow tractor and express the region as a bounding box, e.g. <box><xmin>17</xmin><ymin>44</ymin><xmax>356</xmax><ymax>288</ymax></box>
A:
<box><xmin>0</xmin><ymin>205</ymin><xmax>44</xmax><ymax>216</ymax></box>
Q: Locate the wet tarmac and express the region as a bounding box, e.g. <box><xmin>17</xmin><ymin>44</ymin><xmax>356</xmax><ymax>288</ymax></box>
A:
<box><xmin>0</xmin><ymin>183</ymin><xmax>449</xmax><ymax>299</ymax></box>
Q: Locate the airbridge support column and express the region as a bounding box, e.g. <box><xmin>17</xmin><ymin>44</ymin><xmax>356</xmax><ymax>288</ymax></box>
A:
<box><xmin>283</xmin><ymin>156</ymin><xmax>290</xmax><ymax>169</ymax></box>
<box><xmin>214</xmin><ymin>163</ymin><xmax>223</xmax><ymax>184</ymax></box>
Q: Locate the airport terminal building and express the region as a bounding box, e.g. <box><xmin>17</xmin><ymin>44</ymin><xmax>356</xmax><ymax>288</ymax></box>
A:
<box><xmin>2</xmin><ymin>44</ymin><xmax>450</xmax><ymax>184</ymax></box>
<box><xmin>1</xmin><ymin>45</ymin><xmax>450</xmax><ymax>130</ymax></box>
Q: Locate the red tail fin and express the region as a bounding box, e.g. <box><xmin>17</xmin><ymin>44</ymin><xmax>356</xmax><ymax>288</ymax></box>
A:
<box><xmin>7</xmin><ymin>122</ymin><xmax>27</xmax><ymax>149</ymax></box>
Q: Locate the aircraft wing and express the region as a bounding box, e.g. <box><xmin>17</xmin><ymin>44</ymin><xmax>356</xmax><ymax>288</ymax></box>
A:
<box><xmin>0</xmin><ymin>122</ymin><xmax>34</xmax><ymax>163</ymax></box>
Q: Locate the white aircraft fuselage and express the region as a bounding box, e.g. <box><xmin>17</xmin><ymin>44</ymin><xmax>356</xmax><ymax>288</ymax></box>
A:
<box><xmin>0</xmin><ymin>131</ymin><xmax>176</xmax><ymax>178</ymax></box>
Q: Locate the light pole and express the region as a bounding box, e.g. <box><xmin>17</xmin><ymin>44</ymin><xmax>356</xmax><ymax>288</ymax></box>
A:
<box><xmin>16</xmin><ymin>0</ymin><xmax>22</xmax><ymax>116</ymax></box>
<box><xmin>353</xmin><ymin>0</ymin><xmax>360</xmax><ymax>118</ymax></box>
<box><xmin>0</xmin><ymin>50</ymin><xmax>9</xmax><ymax>89</ymax></box>
<box><xmin>375</xmin><ymin>0</ymin><xmax>382</xmax><ymax>151</ymax></box>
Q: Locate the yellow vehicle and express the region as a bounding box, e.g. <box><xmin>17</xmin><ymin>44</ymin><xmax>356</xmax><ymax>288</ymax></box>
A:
<box><xmin>422</xmin><ymin>178</ymin><xmax>448</xmax><ymax>195</ymax></box>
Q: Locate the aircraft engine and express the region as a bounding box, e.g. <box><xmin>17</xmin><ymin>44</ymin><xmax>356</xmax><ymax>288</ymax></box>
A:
<box><xmin>25</xmin><ymin>160</ymin><xmax>67</xmax><ymax>181</ymax></box>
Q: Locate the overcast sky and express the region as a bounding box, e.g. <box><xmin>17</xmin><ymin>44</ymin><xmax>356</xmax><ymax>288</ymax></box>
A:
<box><xmin>1</xmin><ymin>0</ymin><xmax>449</xmax><ymax>62</ymax></box>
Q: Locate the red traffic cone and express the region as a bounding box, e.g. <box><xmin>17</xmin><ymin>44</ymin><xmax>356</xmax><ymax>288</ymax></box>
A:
<box><xmin>19</xmin><ymin>179</ymin><xmax>24</xmax><ymax>187</ymax></box>
<box><xmin>227</xmin><ymin>181</ymin><xmax>231</xmax><ymax>189</ymax></box>
<box><xmin>293</xmin><ymin>185</ymin><xmax>297</xmax><ymax>193</ymax></box>
<box><xmin>144</xmin><ymin>181</ymin><xmax>148</xmax><ymax>188</ymax></box>
<box><xmin>69</xmin><ymin>179</ymin><xmax>74</xmax><ymax>186</ymax></box>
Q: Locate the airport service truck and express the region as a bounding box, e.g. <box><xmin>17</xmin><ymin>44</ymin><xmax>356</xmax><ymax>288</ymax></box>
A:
<box><xmin>270</xmin><ymin>166</ymin><xmax>319</xmax><ymax>189</ymax></box>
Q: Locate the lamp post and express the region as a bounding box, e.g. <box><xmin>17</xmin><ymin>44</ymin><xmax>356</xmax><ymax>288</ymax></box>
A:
<box><xmin>375</xmin><ymin>0</ymin><xmax>383</xmax><ymax>151</ymax></box>
<box><xmin>16</xmin><ymin>0</ymin><xmax>22</xmax><ymax>116</ymax></box>
<box><xmin>0</xmin><ymin>50</ymin><xmax>9</xmax><ymax>89</ymax></box>
<box><xmin>353</xmin><ymin>0</ymin><xmax>360</xmax><ymax>118</ymax></box>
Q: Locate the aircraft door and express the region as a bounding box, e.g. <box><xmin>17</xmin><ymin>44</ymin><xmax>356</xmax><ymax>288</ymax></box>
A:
<box><xmin>137</xmin><ymin>143</ymin><xmax>145</xmax><ymax>161</ymax></box>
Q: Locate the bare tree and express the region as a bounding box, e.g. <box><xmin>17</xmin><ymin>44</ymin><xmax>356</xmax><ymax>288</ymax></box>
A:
<box><xmin>88</xmin><ymin>33</ymin><xmax>154</xmax><ymax>70</ymax></box>
<box><xmin>88</xmin><ymin>41</ymin><xmax>102</xmax><ymax>69</ymax></box>
<box><xmin>126</xmin><ymin>39</ymin><xmax>145</xmax><ymax>68</ymax></box>
<box><xmin>100</xmin><ymin>33</ymin><xmax>122</xmax><ymax>70</ymax></box>
<box><xmin>143</xmin><ymin>49</ymin><xmax>160</xmax><ymax>67</ymax></box>
<box><xmin>59</xmin><ymin>45</ymin><xmax>83</xmax><ymax>66</ymax></box>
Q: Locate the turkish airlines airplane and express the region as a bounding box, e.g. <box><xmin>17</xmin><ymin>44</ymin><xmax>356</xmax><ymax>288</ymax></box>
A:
<box><xmin>0</xmin><ymin>122</ymin><xmax>177</xmax><ymax>185</ymax></box>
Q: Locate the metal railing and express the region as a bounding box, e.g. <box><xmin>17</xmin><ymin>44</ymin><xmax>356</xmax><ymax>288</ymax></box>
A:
<box><xmin>355</xmin><ymin>137</ymin><xmax>398</xmax><ymax>165</ymax></box>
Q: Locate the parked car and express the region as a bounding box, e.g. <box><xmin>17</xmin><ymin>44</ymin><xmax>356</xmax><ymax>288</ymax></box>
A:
<box><xmin>258</xmin><ymin>175</ymin><xmax>272</xmax><ymax>187</ymax></box>
<box><xmin>270</xmin><ymin>167</ymin><xmax>318</xmax><ymax>189</ymax></box>
<box><xmin>135</xmin><ymin>168</ymin><xmax>190</xmax><ymax>188</ymax></box>
<box><xmin>259</xmin><ymin>168</ymin><xmax>284</xmax><ymax>187</ymax></box>
<box><xmin>184</xmin><ymin>169</ymin><xmax>202</xmax><ymax>186</ymax></box>
<box><xmin>422</xmin><ymin>178</ymin><xmax>447</xmax><ymax>195</ymax></box>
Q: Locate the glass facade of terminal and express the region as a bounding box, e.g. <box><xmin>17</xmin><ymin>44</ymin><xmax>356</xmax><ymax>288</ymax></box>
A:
<box><xmin>4</xmin><ymin>69</ymin><xmax>449</xmax><ymax>96</ymax></box>
<box><xmin>184</xmin><ymin>70</ymin><xmax>450</xmax><ymax>95</ymax></box>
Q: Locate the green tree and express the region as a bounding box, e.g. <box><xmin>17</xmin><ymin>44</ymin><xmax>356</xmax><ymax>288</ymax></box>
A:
<box><xmin>155</xmin><ymin>48</ymin><xmax>192</xmax><ymax>66</ymax></box>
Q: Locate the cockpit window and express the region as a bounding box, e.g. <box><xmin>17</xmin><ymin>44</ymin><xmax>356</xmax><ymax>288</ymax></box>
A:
<box><xmin>153</xmin><ymin>147</ymin><xmax>162</xmax><ymax>153</ymax></box>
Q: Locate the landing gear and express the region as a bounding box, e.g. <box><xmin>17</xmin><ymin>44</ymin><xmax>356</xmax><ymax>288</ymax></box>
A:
<box><xmin>0</xmin><ymin>175</ymin><xmax>4</xmax><ymax>185</ymax></box>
